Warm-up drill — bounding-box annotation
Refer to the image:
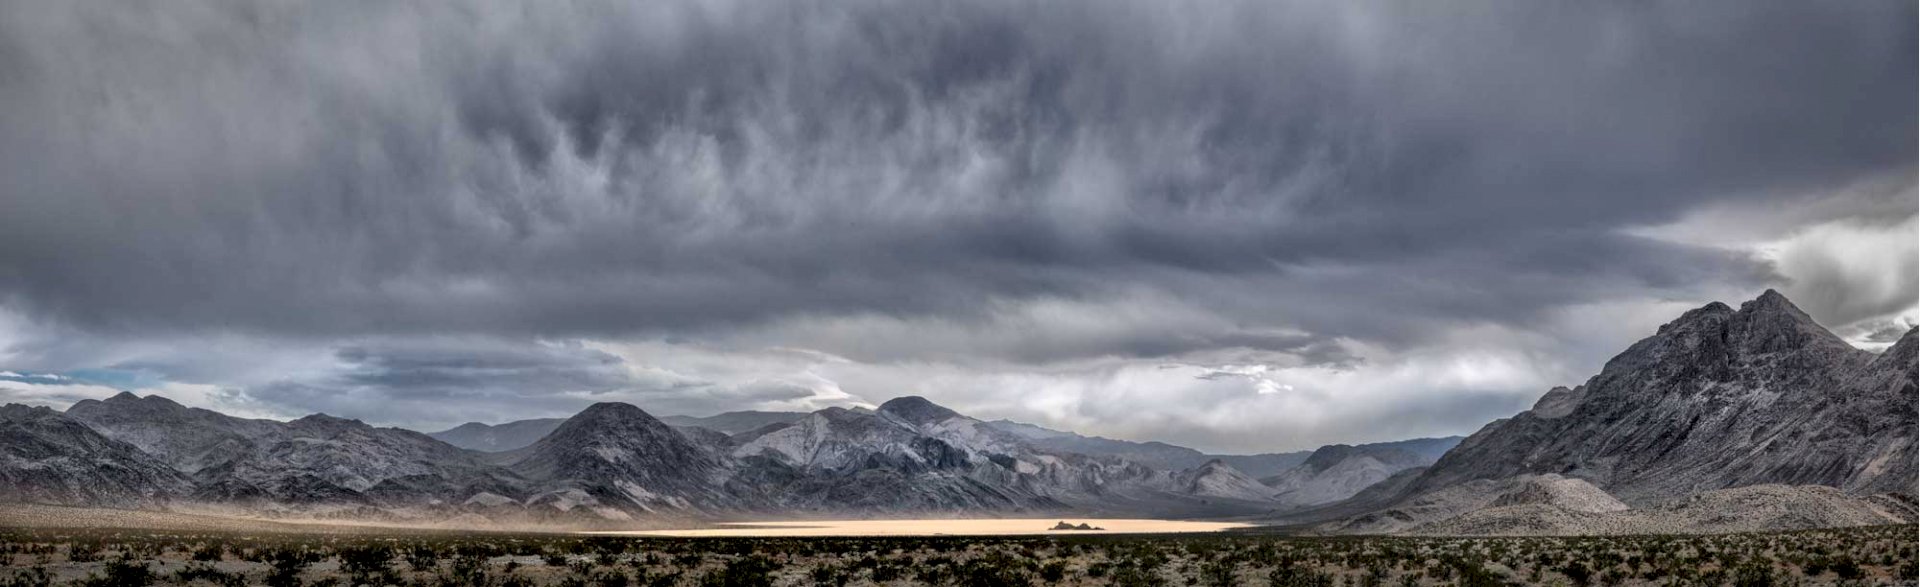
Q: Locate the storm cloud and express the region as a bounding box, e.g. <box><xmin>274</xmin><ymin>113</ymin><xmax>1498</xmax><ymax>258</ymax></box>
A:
<box><xmin>0</xmin><ymin>0</ymin><xmax>1911</xmax><ymax>451</ymax></box>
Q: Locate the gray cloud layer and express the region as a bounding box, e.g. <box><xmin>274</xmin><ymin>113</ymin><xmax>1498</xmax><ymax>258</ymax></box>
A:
<box><xmin>0</xmin><ymin>0</ymin><xmax>1912</xmax><ymax>451</ymax></box>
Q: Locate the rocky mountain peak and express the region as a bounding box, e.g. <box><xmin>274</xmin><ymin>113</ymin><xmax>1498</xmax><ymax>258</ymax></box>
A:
<box><xmin>556</xmin><ymin>402</ymin><xmax>668</xmax><ymax>432</ymax></box>
<box><xmin>288</xmin><ymin>413</ymin><xmax>366</xmax><ymax>431</ymax></box>
<box><xmin>1657</xmin><ymin>301</ymin><xmax>1733</xmax><ymax>335</ymax></box>
<box><xmin>1395</xmin><ymin>289</ymin><xmax>1911</xmax><ymax>507</ymax></box>
<box><xmin>1725</xmin><ymin>289</ymin><xmax>1853</xmax><ymax>355</ymax></box>
<box><xmin>1177</xmin><ymin>459</ymin><xmax>1272</xmax><ymax>501</ymax></box>
<box><xmin>522</xmin><ymin>402</ymin><xmax>692</xmax><ymax>459</ymax></box>
<box><xmin>877</xmin><ymin>396</ymin><xmax>962</xmax><ymax>426</ymax></box>
<box><xmin>1299</xmin><ymin>445</ymin><xmax>1358</xmax><ymax>473</ymax></box>
<box><xmin>505</xmin><ymin>401</ymin><xmax>733</xmax><ymax>511</ymax></box>
<box><xmin>83</xmin><ymin>391</ymin><xmax>184</xmax><ymax>414</ymax></box>
<box><xmin>1528</xmin><ymin>386</ymin><xmax>1584</xmax><ymax>419</ymax></box>
<box><xmin>1609</xmin><ymin>290</ymin><xmax>1859</xmax><ymax>377</ymax></box>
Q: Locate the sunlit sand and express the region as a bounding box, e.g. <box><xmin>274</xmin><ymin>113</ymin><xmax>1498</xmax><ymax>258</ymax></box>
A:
<box><xmin>588</xmin><ymin>519</ymin><xmax>1253</xmax><ymax>537</ymax></box>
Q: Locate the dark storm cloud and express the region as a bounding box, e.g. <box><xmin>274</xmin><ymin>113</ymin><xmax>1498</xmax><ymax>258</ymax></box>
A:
<box><xmin>0</xmin><ymin>0</ymin><xmax>1912</xmax><ymax>448</ymax></box>
<box><xmin>0</xmin><ymin>0</ymin><xmax>1909</xmax><ymax>350</ymax></box>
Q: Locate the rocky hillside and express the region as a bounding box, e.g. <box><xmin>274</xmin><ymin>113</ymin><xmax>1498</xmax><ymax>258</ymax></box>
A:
<box><xmin>66</xmin><ymin>393</ymin><xmax>283</xmax><ymax>474</ymax></box>
<box><xmin>499</xmin><ymin>403</ymin><xmax>743</xmax><ymax>516</ymax></box>
<box><xmin>1287</xmin><ymin>290</ymin><xmax>1918</xmax><ymax>535</ymax></box>
<box><xmin>1408</xmin><ymin>484</ymin><xmax>1913</xmax><ymax>536</ymax></box>
<box><xmin>0</xmin><ymin>405</ymin><xmax>193</xmax><ymax>507</ymax></box>
<box><xmin>733</xmin><ymin>397</ymin><xmax>1164</xmax><ymax>513</ymax></box>
<box><xmin>65</xmin><ymin>392</ymin><xmax>525</xmax><ymax>506</ymax></box>
<box><xmin>1175</xmin><ymin>460</ymin><xmax>1274</xmax><ymax>502</ymax></box>
<box><xmin>1408</xmin><ymin>291</ymin><xmax>1915</xmax><ymax>504</ymax></box>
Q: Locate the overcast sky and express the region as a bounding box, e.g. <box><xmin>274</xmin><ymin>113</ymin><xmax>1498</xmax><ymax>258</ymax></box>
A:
<box><xmin>0</xmin><ymin>0</ymin><xmax>1913</xmax><ymax>453</ymax></box>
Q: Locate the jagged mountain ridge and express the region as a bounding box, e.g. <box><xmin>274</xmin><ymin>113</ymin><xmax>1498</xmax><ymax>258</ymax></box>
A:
<box><xmin>66</xmin><ymin>393</ymin><xmax>525</xmax><ymax>506</ymax></box>
<box><xmin>727</xmin><ymin>397</ymin><xmax>1255</xmax><ymax>513</ymax></box>
<box><xmin>1278</xmin><ymin>290</ymin><xmax>1918</xmax><ymax>534</ymax></box>
<box><xmin>1405</xmin><ymin>290</ymin><xmax>1916</xmax><ymax>504</ymax></box>
<box><xmin>429</xmin><ymin>410</ymin><xmax>810</xmax><ymax>453</ymax></box>
<box><xmin>4</xmin><ymin>392</ymin><xmax>1395</xmax><ymax>520</ymax></box>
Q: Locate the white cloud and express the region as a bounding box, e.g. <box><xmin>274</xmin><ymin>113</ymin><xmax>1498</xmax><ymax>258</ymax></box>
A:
<box><xmin>1626</xmin><ymin>177</ymin><xmax>1917</xmax><ymax>347</ymax></box>
<box><xmin>0</xmin><ymin>380</ymin><xmax>122</xmax><ymax>409</ymax></box>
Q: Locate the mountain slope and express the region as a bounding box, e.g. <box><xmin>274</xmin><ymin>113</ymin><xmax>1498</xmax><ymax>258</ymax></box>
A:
<box><xmin>1404</xmin><ymin>291</ymin><xmax>1914</xmax><ymax>505</ymax></box>
<box><xmin>1265</xmin><ymin>444</ymin><xmax>1429</xmax><ymax>508</ymax></box>
<box><xmin>66</xmin><ymin>393</ymin><xmax>281</xmax><ymax>473</ymax></box>
<box><xmin>730</xmin><ymin>401</ymin><xmax>1064</xmax><ymax>512</ymax></box>
<box><xmin>727</xmin><ymin>396</ymin><xmax>1264</xmax><ymax>514</ymax></box>
<box><xmin>66</xmin><ymin>393</ymin><xmax>524</xmax><ymax>505</ymax></box>
<box><xmin>1287</xmin><ymin>290</ymin><xmax>1919</xmax><ymax>535</ymax></box>
<box><xmin>0</xmin><ymin>404</ymin><xmax>194</xmax><ymax>506</ymax></box>
<box><xmin>426</xmin><ymin>411</ymin><xmax>808</xmax><ymax>452</ymax></box>
<box><xmin>427</xmin><ymin>418</ymin><xmax>566</xmax><ymax>452</ymax></box>
<box><xmin>1176</xmin><ymin>460</ymin><xmax>1274</xmax><ymax>501</ymax></box>
<box><xmin>502</xmin><ymin>402</ymin><xmax>740</xmax><ymax>515</ymax></box>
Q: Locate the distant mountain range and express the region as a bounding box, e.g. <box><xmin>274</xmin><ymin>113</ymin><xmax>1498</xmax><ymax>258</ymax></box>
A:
<box><xmin>431</xmin><ymin>402</ymin><xmax>1456</xmax><ymax>481</ymax></box>
<box><xmin>0</xmin><ymin>290</ymin><xmax>1911</xmax><ymax>534</ymax></box>
<box><xmin>1</xmin><ymin>389</ymin><xmax>1458</xmax><ymax>523</ymax></box>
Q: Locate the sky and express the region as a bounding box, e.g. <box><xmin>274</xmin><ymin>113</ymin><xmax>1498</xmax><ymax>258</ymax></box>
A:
<box><xmin>0</xmin><ymin>0</ymin><xmax>1913</xmax><ymax>453</ymax></box>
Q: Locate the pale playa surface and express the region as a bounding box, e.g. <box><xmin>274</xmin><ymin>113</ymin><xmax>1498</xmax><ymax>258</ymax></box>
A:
<box><xmin>591</xmin><ymin>519</ymin><xmax>1252</xmax><ymax>537</ymax></box>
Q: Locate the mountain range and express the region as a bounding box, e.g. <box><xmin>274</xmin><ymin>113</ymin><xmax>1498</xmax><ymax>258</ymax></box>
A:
<box><xmin>2</xmin><ymin>388</ymin><xmax>1460</xmax><ymax>524</ymax></box>
<box><xmin>430</xmin><ymin>408</ymin><xmax>1406</xmax><ymax>480</ymax></box>
<box><xmin>0</xmin><ymin>290</ymin><xmax>1912</xmax><ymax>534</ymax></box>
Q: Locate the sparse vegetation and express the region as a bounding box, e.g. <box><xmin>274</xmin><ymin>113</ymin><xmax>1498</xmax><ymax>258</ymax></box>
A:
<box><xmin>0</xmin><ymin>524</ymin><xmax>1911</xmax><ymax>585</ymax></box>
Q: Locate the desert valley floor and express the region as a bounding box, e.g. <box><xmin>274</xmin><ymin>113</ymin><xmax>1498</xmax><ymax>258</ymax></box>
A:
<box><xmin>0</xmin><ymin>519</ymin><xmax>1914</xmax><ymax>586</ymax></box>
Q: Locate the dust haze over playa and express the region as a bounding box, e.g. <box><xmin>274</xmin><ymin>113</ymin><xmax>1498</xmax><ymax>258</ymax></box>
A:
<box><xmin>0</xmin><ymin>0</ymin><xmax>1915</xmax><ymax>585</ymax></box>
